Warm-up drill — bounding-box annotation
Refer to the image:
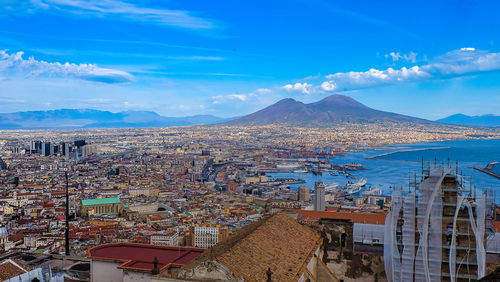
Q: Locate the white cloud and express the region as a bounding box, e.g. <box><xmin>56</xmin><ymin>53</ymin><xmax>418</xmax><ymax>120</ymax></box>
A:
<box><xmin>212</xmin><ymin>94</ymin><xmax>250</xmax><ymax>104</ymax></box>
<box><xmin>0</xmin><ymin>50</ymin><xmax>134</xmax><ymax>83</ymax></box>
<box><xmin>322</xmin><ymin>48</ymin><xmax>500</xmax><ymax>92</ymax></box>
<box><xmin>255</xmin><ymin>88</ymin><xmax>272</xmax><ymax>93</ymax></box>
<box><xmin>425</xmin><ymin>48</ymin><xmax>500</xmax><ymax>75</ymax></box>
<box><xmin>282</xmin><ymin>82</ymin><xmax>313</xmax><ymax>94</ymax></box>
<box><xmin>321</xmin><ymin>81</ymin><xmax>336</xmax><ymax>91</ymax></box>
<box><xmin>211</xmin><ymin>88</ymin><xmax>274</xmax><ymax>105</ymax></box>
<box><xmin>323</xmin><ymin>66</ymin><xmax>428</xmax><ymax>91</ymax></box>
<box><xmin>16</xmin><ymin>0</ymin><xmax>215</xmax><ymax>29</ymax></box>
<box><xmin>0</xmin><ymin>97</ymin><xmax>25</xmax><ymax>103</ymax></box>
<box><xmin>386</xmin><ymin>51</ymin><xmax>417</xmax><ymax>63</ymax></box>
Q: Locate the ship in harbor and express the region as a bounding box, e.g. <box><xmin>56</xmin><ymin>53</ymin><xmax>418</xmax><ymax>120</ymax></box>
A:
<box><xmin>331</xmin><ymin>163</ymin><xmax>367</xmax><ymax>171</ymax></box>
<box><xmin>342</xmin><ymin>178</ymin><xmax>367</xmax><ymax>195</ymax></box>
<box><xmin>324</xmin><ymin>182</ymin><xmax>339</xmax><ymax>192</ymax></box>
<box><xmin>276</xmin><ymin>163</ymin><xmax>302</xmax><ymax>170</ymax></box>
<box><xmin>362</xmin><ymin>187</ymin><xmax>382</xmax><ymax>196</ymax></box>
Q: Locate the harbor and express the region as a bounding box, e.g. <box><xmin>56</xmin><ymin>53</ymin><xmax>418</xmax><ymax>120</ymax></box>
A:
<box><xmin>266</xmin><ymin>139</ymin><xmax>500</xmax><ymax>202</ymax></box>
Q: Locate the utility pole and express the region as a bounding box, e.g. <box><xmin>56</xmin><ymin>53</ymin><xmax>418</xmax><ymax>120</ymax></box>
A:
<box><xmin>65</xmin><ymin>171</ymin><xmax>70</xmax><ymax>256</ymax></box>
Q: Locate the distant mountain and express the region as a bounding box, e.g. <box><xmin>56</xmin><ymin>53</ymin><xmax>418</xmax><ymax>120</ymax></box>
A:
<box><xmin>0</xmin><ymin>109</ymin><xmax>234</xmax><ymax>129</ymax></box>
<box><xmin>436</xmin><ymin>114</ymin><xmax>500</xmax><ymax>127</ymax></box>
<box><xmin>225</xmin><ymin>94</ymin><xmax>432</xmax><ymax>126</ymax></box>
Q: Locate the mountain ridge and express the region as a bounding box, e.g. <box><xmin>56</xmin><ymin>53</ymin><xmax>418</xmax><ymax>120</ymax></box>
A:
<box><xmin>225</xmin><ymin>94</ymin><xmax>433</xmax><ymax>126</ymax></box>
<box><xmin>0</xmin><ymin>109</ymin><xmax>234</xmax><ymax>129</ymax></box>
<box><xmin>2</xmin><ymin>96</ymin><xmax>492</xmax><ymax>130</ymax></box>
<box><xmin>436</xmin><ymin>113</ymin><xmax>500</xmax><ymax>127</ymax></box>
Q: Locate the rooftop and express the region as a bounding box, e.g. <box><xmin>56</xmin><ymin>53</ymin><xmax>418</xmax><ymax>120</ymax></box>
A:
<box><xmin>81</xmin><ymin>197</ymin><xmax>121</xmax><ymax>206</ymax></box>
<box><xmin>294</xmin><ymin>209</ymin><xmax>387</xmax><ymax>224</ymax></box>
<box><xmin>0</xmin><ymin>259</ymin><xmax>28</xmax><ymax>281</ymax></box>
<box><xmin>184</xmin><ymin>212</ymin><xmax>322</xmax><ymax>281</ymax></box>
<box><xmin>87</xmin><ymin>243</ymin><xmax>205</xmax><ymax>272</ymax></box>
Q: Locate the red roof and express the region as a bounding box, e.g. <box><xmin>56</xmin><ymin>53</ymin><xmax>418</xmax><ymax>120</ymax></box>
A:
<box><xmin>87</xmin><ymin>243</ymin><xmax>205</xmax><ymax>272</ymax></box>
<box><xmin>294</xmin><ymin>209</ymin><xmax>387</xmax><ymax>224</ymax></box>
<box><xmin>495</xmin><ymin>221</ymin><xmax>500</xmax><ymax>232</ymax></box>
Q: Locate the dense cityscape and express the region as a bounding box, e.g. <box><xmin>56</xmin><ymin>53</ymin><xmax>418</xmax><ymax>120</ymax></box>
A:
<box><xmin>2</xmin><ymin>0</ymin><xmax>500</xmax><ymax>281</ymax></box>
<box><xmin>0</xmin><ymin>122</ymin><xmax>498</xmax><ymax>281</ymax></box>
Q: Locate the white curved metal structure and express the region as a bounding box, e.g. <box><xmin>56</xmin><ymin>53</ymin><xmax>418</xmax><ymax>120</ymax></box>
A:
<box><xmin>384</xmin><ymin>167</ymin><xmax>489</xmax><ymax>282</ymax></box>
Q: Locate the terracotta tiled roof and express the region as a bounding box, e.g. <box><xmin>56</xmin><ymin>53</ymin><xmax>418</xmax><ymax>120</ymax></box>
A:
<box><xmin>495</xmin><ymin>221</ymin><xmax>500</xmax><ymax>232</ymax></box>
<box><xmin>188</xmin><ymin>212</ymin><xmax>322</xmax><ymax>281</ymax></box>
<box><xmin>0</xmin><ymin>259</ymin><xmax>28</xmax><ymax>281</ymax></box>
<box><xmin>9</xmin><ymin>233</ymin><xmax>24</xmax><ymax>243</ymax></box>
<box><xmin>294</xmin><ymin>209</ymin><xmax>387</xmax><ymax>224</ymax></box>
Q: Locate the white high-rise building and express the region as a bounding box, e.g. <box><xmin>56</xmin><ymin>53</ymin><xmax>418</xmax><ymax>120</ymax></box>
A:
<box><xmin>150</xmin><ymin>231</ymin><xmax>179</xmax><ymax>246</ymax></box>
<box><xmin>193</xmin><ymin>226</ymin><xmax>219</xmax><ymax>248</ymax></box>
<box><xmin>314</xmin><ymin>182</ymin><xmax>325</xmax><ymax>211</ymax></box>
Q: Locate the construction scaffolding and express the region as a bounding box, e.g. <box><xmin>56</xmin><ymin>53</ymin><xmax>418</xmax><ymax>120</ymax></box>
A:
<box><xmin>384</xmin><ymin>165</ymin><xmax>494</xmax><ymax>282</ymax></box>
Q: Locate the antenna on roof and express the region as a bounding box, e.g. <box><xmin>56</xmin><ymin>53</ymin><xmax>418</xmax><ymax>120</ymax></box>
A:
<box><xmin>408</xmin><ymin>170</ymin><xmax>410</xmax><ymax>192</ymax></box>
<box><xmin>414</xmin><ymin>173</ymin><xmax>417</xmax><ymax>193</ymax></box>
<box><xmin>421</xmin><ymin>156</ymin><xmax>424</xmax><ymax>176</ymax></box>
<box><xmin>65</xmin><ymin>171</ymin><xmax>70</xmax><ymax>256</ymax></box>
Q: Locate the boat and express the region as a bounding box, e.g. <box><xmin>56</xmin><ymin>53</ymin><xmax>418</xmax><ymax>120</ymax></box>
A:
<box><xmin>324</xmin><ymin>182</ymin><xmax>339</xmax><ymax>191</ymax></box>
<box><xmin>344</xmin><ymin>163</ymin><xmax>367</xmax><ymax>170</ymax></box>
<box><xmin>343</xmin><ymin>178</ymin><xmax>367</xmax><ymax>195</ymax></box>
<box><xmin>362</xmin><ymin>187</ymin><xmax>382</xmax><ymax>196</ymax></box>
<box><xmin>293</xmin><ymin>169</ymin><xmax>308</xmax><ymax>173</ymax></box>
<box><xmin>345</xmin><ymin>186</ymin><xmax>363</xmax><ymax>195</ymax></box>
<box><xmin>329</xmin><ymin>171</ymin><xmax>339</xmax><ymax>176</ymax></box>
<box><xmin>350</xmin><ymin>178</ymin><xmax>367</xmax><ymax>187</ymax></box>
<box><xmin>310</xmin><ymin>169</ymin><xmax>322</xmax><ymax>175</ymax></box>
<box><xmin>277</xmin><ymin>163</ymin><xmax>302</xmax><ymax>169</ymax></box>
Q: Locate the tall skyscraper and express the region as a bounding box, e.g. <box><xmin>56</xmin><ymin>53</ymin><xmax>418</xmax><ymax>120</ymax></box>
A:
<box><xmin>41</xmin><ymin>142</ymin><xmax>51</xmax><ymax>156</ymax></box>
<box><xmin>50</xmin><ymin>144</ymin><xmax>56</xmax><ymax>155</ymax></box>
<box><xmin>0</xmin><ymin>157</ymin><xmax>6</xmax><ymax>170</ymax></box>
<box><xmin>61</xmin><ymin>142</ymin><xmax>71</xmax><ymax>158</ymax></box>
<box><xmin>74</xmin><ymin>140</ymin><xmax>86</xmax><ymax>148</ymax></box>
<box><xmin>298</xmin><ymin>186</ymin><xmax>310</xmax><ymax>202</ymax></box>
<box><xmin>314</xmin><ymin>182</ymin><xmax>325</xmax><ymax>211</ymax></box>
<box><xmin>30</xmin><ymin>141</ymin><xmax>41</xmax><ymax>154</ymax></box>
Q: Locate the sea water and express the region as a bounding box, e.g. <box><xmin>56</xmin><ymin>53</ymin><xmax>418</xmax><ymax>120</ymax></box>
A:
<box><xmin>267</xmin><ymin>139</ymin><xmax>500</xmax><ymax>203</ymax></box>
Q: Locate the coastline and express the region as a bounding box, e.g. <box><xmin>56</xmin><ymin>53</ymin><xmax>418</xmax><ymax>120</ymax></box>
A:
<box><xmin>268</xmin><ymin>138</ymin><xmax>500</xmax><ymax>202</ymax></box>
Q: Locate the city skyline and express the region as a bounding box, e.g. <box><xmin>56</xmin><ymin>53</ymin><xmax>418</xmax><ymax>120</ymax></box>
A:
<box><xmin>1</xmin><ymin>0</ymin><xmax>500</xmax><ymax>119</ymax></box>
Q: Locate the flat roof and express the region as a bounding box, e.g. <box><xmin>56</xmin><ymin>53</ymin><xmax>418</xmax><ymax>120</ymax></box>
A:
<box><xmin>87</xmin><ymin>243</ymin><xmax>205</xmax><ymax>272</ymax></box>
<box><xmin>81</xmin><ymin>198</ymin><xmax>121</xmax><ymax>206</ymax></box>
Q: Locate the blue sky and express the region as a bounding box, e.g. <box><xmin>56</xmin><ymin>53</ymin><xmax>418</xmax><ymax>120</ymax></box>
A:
<box><xmin>0</xmin><ymin>0</ymin><xmax>500</xmax><ymax>119</ymax></box>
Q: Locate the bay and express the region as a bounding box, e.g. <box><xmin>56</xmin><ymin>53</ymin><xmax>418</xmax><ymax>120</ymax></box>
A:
<box><xmin>267</xmin><ymin>139</ymin><xmax>500</xmax><ymax>203</ymax></box>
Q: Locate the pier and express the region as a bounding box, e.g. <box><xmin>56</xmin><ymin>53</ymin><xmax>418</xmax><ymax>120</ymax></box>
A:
<box><xmin>365</xmin><ymin>146</ymin><xmax>451</xmax><ymax>160</ymax></box>
<box><xmin>474</xmin><ymin>162</ymin><xmax>500</xmax><ymax>179</ymax></box>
